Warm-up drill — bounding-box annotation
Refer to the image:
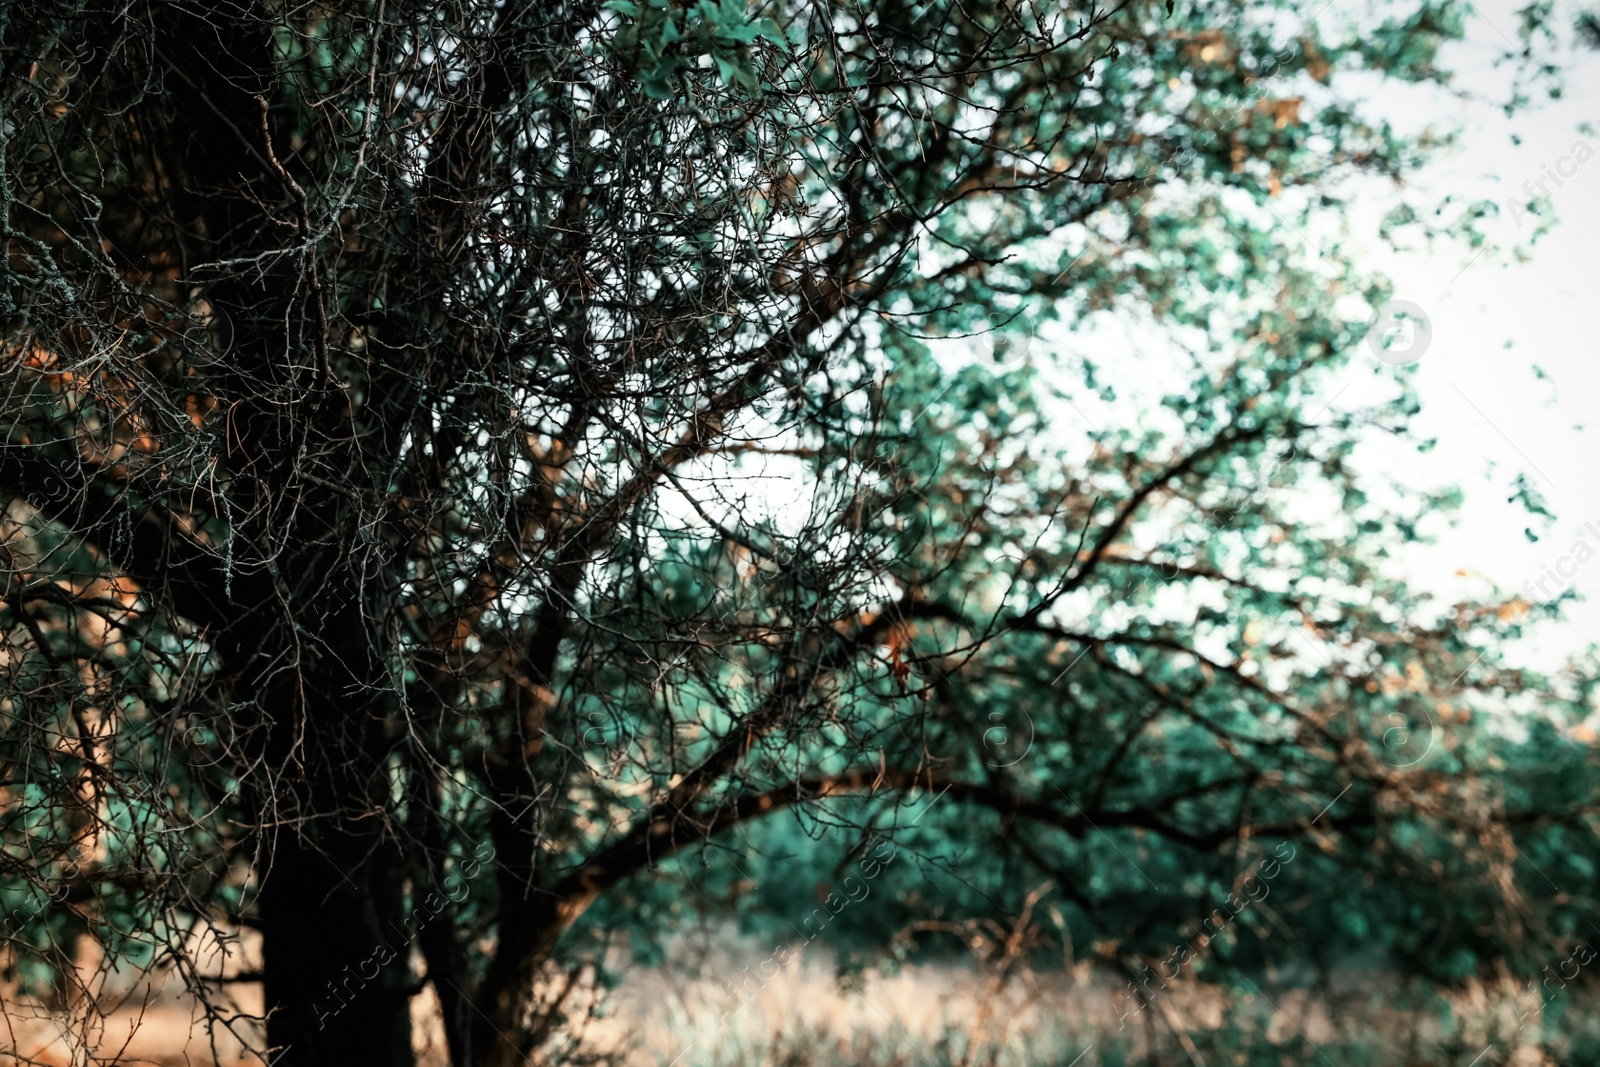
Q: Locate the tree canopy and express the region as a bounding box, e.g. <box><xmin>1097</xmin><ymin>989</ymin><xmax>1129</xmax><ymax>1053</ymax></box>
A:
<box><xmin>0</xmin><ymin>1</ymin><xmax>1596</xmax><ymax>1066</ymax></box>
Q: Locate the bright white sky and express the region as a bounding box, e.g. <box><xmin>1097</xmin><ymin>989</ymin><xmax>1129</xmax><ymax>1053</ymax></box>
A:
<box><xmin>912</xmin><ymin>0</ymin><xmax>1600</xmax><ymax>673</ymax></box>
<box><xmin>1340</xmin><ymin>0</ymin><xmax>1600</xmax><ymax>670</ymax></box>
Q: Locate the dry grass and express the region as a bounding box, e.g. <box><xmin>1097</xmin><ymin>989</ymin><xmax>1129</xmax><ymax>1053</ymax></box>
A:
<box><xmin>582</xmin><ymin>945</ymin><xmax>1569</xmax><ymax>1067</ymax></box>
<box><xmin>2</xmin><ymin>938</ymin><xmax>1593</xmax><ymax>1067</ymax></box>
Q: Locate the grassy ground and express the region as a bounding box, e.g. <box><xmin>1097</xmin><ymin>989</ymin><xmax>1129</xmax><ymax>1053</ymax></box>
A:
<box><xmin>577</xmin><ymin>944</ymin><xmax>1583</xmax><ymax>1067</ymax></box>
<box><xmin>4</xmin><ymin>940</ymin><xmax>1595</xmax><ymax>1066</ymax></box>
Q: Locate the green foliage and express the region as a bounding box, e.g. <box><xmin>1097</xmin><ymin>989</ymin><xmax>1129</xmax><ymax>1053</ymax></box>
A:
<box><xmin>605</xmin><ymin>0</ymin><xmax>791</xmax><ymax>97</ymax></box>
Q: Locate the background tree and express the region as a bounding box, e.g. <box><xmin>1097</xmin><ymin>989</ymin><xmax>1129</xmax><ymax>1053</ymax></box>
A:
<box><xmin>0</xmin><ymin>1</ymin><xmax>1595</xmax><ymax>1066</ymax></box>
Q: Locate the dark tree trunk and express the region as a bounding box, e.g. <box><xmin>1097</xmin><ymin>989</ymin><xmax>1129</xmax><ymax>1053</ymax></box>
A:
<box><xmin>238</xmin><ymin>520</ymin><xmax>415</xmax><ymax>1067</ymax></box>
<box><xmin>261</xmin><ymin>826</ymin><xmax>414</xmax><ymax>1066</ymax></box>
<box><xmin>227</xmin><ymin>569</ymin><xmax>416</xmax><ymax>1067</ymax></box>
<box><xmin>144</xmin><ymin>11</ymin><xmax>421</xmax><ymax>1064</ymax></box>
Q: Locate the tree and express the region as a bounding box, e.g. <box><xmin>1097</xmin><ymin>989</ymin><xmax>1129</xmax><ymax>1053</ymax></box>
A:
<box><xmin>0</xmin><ymin>1</ymin><xmax>1593</xmax><ymax>1065</ymax></box>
